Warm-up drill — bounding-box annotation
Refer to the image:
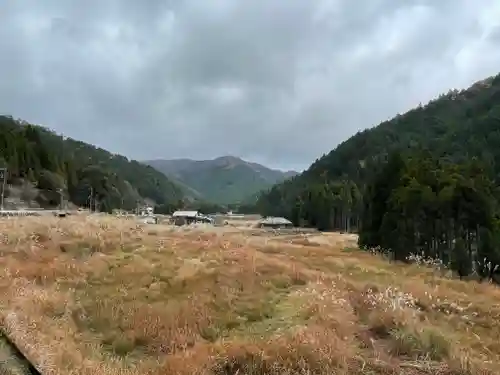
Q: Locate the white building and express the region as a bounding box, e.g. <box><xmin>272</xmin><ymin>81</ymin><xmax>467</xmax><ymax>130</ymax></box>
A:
<box><xmin>258</xmin><ymin>216</ymin><xmax>293</xmax><ymax>229</ymax></box>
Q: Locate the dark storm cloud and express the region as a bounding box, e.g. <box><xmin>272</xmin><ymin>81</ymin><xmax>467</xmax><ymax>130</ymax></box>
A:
<box><xmin>1</xmin><ymin>1</ymin><xmax>500</xmax><ymax>170</ymax></box>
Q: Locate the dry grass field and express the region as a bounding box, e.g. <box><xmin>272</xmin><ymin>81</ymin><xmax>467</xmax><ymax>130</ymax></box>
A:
<box><xmin>1</xmin><ymin>216</ymin><xmax>500</xmax><ymax>374</ymax></box>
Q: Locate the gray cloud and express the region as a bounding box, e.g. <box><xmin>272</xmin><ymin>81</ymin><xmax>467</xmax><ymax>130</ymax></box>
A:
<box><xmin>1</xmin><ymin>1</ymin><xmax>500</xmax><ymax>171</ymax></box>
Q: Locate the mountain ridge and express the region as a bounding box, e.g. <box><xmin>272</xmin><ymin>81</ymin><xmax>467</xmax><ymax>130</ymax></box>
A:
<box><xmin>143</xmin><ymin>156</ymin><xmax>298</xmax><ymax>204</ymax></box>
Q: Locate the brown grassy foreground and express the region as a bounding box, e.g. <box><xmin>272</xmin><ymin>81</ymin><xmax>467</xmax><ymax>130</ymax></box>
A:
<box><xmin>1</xmin><ymin>216</ymin><xmax>500</xmax><ymax>374</ymax></box>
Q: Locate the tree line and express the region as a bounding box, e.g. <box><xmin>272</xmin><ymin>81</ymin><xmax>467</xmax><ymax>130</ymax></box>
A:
<box><xmin>255</xmin><ymin>150</ymin><xmax>500</xmax><ymax>280</ymax></box>
<box><xmin>360</xmin><ymin>151</ymin><xmax>500</xmax><ymax>280</ymax></box>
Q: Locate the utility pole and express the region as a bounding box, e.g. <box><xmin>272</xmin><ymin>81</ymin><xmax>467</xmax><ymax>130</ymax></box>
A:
<box><xmin>89</xmin><ymin>186</ymin><xmax>93</xmax><ymax>213</ymax></box>
<box><xmin>0</xmin><ymin>168</ymin><xmax>6</xmax><ymax>211</ymax></box>
<box><xmin>57</xmin><ymin>188</ymin><xmax>64</xmax><ymax>210</ymax></box>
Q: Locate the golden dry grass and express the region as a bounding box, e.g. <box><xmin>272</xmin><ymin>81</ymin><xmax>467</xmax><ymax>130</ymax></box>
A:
<box><xmin>1</xmin><ymin>216</ymin><xmax>500</xmax><ymax>374</ymax></box>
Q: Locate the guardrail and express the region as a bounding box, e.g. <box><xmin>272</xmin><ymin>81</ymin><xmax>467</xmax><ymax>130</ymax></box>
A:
<box><xmin>0</xmin><ymin>210</ymin><xmax>43</xmax><ymax>217</ymax></box>
<box><xmin>0</xmin><ymin>210</ymin><xmax>79</xmax><ymax>217</ymax></box>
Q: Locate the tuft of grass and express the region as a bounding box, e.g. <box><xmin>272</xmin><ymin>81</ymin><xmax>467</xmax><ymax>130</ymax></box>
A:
<box><xmin>389</xmin><ymin>325</ymin><xmax>450</xmax><ymax>360</ymax></box>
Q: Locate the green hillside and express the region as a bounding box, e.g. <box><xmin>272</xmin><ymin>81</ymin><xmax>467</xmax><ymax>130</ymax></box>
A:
<box><xmin>0</xmin><ymin>115</ymin><xmax>184</xmax><ymax>212</ymax></box>
<box><xmin>255</xmin><ymin>74</ymin><xmax>500</xmax><ymax>229</ymax></box>
<box><xmin>144</xmin><ymin>156</ymin><xmax>297</xmax><ymax>204</ymax></box>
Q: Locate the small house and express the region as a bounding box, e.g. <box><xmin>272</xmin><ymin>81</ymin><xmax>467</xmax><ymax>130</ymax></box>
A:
<box><xmin>258</xmin><ymin>216</ymin><xmax>293</xmax><ymax>229</ymax></box>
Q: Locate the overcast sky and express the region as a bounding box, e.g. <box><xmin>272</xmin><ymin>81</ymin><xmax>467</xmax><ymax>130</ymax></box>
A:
<box><xmin>1</xmin><ymin>1</ymin><xmax>500</xmax><ymax>171</ymax></box>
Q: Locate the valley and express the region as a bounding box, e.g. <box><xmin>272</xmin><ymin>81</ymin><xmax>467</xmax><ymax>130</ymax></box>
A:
<box><xmin>1</xmin><ymin>23</ymin><xmax>500</xmax><ymax>375</ymax></box>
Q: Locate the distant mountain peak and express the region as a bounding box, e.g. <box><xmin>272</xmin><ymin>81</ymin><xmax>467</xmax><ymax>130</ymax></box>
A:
<box><xmin>214</xmin><ymin>155</ymin><xmax>243</xmax><ymax>163</ymax></box>
<box><xmin>212</xmin><ymin>155</ymin><xmax>244</xmax><ymax>168</ymax></box>
<box><xmin>142</xmin><ymin>156</ymin><xmax>298</xmax><ymax>204</ymax></box>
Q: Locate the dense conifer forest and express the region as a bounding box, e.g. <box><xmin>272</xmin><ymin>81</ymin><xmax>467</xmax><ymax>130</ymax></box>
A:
<box><xmin>255</xmin><ymin>74</ymin><xmax>500</xmax><ymax>279</ymax></box>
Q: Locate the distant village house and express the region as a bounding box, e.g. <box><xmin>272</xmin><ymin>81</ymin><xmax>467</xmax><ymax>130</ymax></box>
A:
<box><xmin>258</xmin><ymin>216</ymin><xmax>293</xmax><ymax>229</ymax></box>
<box><xmin>172</xmin><ymin>210</ymin><xmax>214</xmax><ymax>225</ymax></box>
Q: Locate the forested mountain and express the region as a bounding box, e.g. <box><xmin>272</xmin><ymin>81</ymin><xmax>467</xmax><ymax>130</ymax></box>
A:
<box><xmin>143</xmin><ymin>156</ymin><xmax>297</xmax><ymax>204</ymax></box>
<box><xmin>0</xmin><ymin>115</ymin><xmax>184</xmax><ymax>212</ymax></box>
<box><xmin>254</xmin><ymin>73</ymin><xmax>500</xmax><ymax>280</ymax></box>
<box><xmin>256</xmin><ymin>74</ymin><xmax>500</xmax><ymax>224</ymax></box>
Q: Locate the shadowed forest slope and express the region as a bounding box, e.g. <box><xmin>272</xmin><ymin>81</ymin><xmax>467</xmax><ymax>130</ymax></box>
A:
<box><xmin>0</xmin><ymin>115</ymin><xmax>184</xmax><ymax>212</ymax></box>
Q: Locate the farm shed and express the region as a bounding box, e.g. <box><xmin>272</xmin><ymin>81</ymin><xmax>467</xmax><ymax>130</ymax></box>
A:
<box><xmin>172</xmin><ymin>210</ymin><xmax>213</xmax><ymax>225</ymax></box>
<box><xmin>258</xmin><ymin>216</ymin><xmax>293</xmax><ymax>229</ymax></box>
